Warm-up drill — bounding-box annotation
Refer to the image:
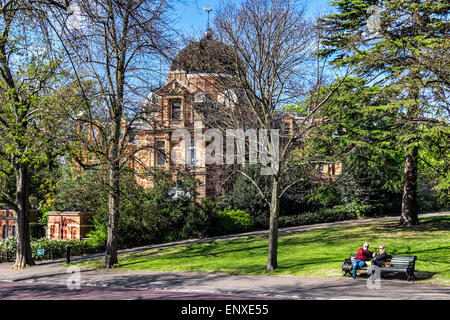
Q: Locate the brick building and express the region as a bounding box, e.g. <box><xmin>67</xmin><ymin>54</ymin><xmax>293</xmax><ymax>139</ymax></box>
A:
<box><xmin>46</xmin><ymin>211</ymin><xmax>94</xmax><ymax>240</ymax></box>
<box><xmin>78</xmin><ymin>30</ymin><xmax>342</xmax><ymax>199</ymax></box>
<box><xmin>278</xmin><ymin>112</ymin><xmax>343</xmax><ymax>180</ymax></box>
<box><xmin>0</xmin><ymin>209</ymin><xmax>40</xmax><ymax>240</ymax></box>
<box><xmin>123</xmin><ymin>31</ymin><xmax>241</xmax><ymax>198</ymax></box>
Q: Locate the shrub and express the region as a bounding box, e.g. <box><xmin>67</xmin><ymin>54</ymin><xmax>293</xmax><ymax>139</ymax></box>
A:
<box><xmin>223</xmin><ymin>165</ymin><xmax>270</xmax><ymax>228</ymax></box>
<box><xmin>85</xmin><ymin>222</ymin><xmax>108</xmax><ymax>250</ymax></box>
<box><xmin>78</xmin><ymin>170</ymin><xmax>215</xmax><ymax>248</ymax></box>
<box><xmin>0</xmin><ymin>237</ymin><xmax>16</xmax><ymax>262</ymax></box>
<box><xmin>215</xmin><ymin>209</ymin><xmax>255</xmax><ymax>235</ymax></box>
<box><xmin>0</xmin><ymin>238</ymin><xmax>104</xmax><ymax>262</ymax></box>
<box><xmin>278</xmin><ymin>206</ymin><xmax>357</xmax><ymax>228</ymax></box>
<box><xmin>29</xmin><ymin>222</ymin><xmax>46</xmax><ymax>239</ymax></box>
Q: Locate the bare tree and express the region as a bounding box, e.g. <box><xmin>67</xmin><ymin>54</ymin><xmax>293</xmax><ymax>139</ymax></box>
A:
<box><xmin>213</xmin><ymin>0</ymin><xmax>350</xmax><ymax>271</ymax></box>
<box><xmin>46</xmin><ymin>0</ymin><xmax>174</xmax><ymax>268</ymax></box>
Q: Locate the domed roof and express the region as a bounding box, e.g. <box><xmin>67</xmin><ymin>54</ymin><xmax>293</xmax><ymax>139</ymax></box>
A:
<box><xmin>170</xmin><ymin>32</ymin><xmax>239</xmax><ymax>75</ymax></box>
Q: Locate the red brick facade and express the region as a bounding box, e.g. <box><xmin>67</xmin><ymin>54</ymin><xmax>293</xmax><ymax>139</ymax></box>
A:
<box><xmin>46</xmin><ymin>211</ymin><xmax>94</xmax><ymax>240</ymax></box>
<box><xmin>0</xmin><ymin>209</ymin><xmax>40</xmax><ymax>240</ymax></box>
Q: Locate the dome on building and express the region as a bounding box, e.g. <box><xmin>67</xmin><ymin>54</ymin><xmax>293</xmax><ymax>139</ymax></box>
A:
<box><xmin>170</xmin><ymin>32</ymin><xmax>239</xmax><ymax>75</ymax></box>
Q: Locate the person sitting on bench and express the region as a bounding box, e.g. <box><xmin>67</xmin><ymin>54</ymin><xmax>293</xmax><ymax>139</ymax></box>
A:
<box><xmin>372</xmin><ymin>245</ymin><xmax>392</xmax><ymax>267</ymax></box>
<box><xmin>352</xmin><ymin>242</ymin><xmax>375</xmax><ymax>279</ymax></box>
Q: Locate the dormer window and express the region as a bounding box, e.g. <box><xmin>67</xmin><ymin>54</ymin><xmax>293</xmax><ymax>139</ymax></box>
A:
<box><xmin>283</xmin><ymin>122</ymin><xmax>291</xmax><ymax>135</ymax></box>
<box><xmin>171</xmin><ymin>101</ymin><xmax>181</xmax><ymax>120</ymax></box>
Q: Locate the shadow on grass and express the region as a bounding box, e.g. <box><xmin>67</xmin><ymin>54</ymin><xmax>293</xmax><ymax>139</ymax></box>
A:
<box><xmin>369</xmin><ymin>216</ymin><xmax>450</xmax><ymax>233</ymax></box>
<box><xmin>108</xmin><ymin>215</ymin><xmax>450</xmax><ymax>278</ymax></box>
<box><xmin>414</xmin><ymin>271</ymin><xmax>438</xmax><ymax>281</ymax></box>
<box><xmin>129</xmin><ymin>243</ymin><xmax>268</xmax><ymax>261</ymax></box>
<box><xmin>119</xmin><ymin>216</ymin><xmax>449</xmax><ymax>263</ymax></box>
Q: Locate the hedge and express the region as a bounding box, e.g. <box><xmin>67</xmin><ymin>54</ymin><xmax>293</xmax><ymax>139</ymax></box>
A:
<box><xmin>278</xmin><ymin>207</ymin><xmax>358</xmax><ymax>228</ymax></box>
<box><xmin>214</xmin><ymin>209</ymin><xmax>255</xmax><ymax>235</ymax></box>
<box><xmin>0</xmin><ymin>237</ymin><xmax>104</xmax><ymax>262</ymax></box>
<box><xmin>29</xmin><ymin>222</ymin><xmax>46</xmax><ymax>239</ymax></box>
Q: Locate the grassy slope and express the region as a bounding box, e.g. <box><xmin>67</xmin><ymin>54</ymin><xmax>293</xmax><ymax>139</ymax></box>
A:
<box><xmin>75</xmin><ymin>215</ymin><xmax>450</xmax><ymax>285</ymax></box>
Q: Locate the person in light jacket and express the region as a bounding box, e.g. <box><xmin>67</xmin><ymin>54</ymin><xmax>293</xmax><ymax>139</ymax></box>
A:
<box><xmin>372</xmin><ymin>245</ymin><xmax>392</xmax><ymax>267</ymax></box>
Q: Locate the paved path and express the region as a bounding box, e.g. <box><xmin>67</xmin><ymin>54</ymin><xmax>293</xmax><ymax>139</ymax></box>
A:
<box><xmin>0</xmin><ymin>212</ymin><xmax>449</xmax><ymax>300</ymax></box>
<box><xmin>1</xmin><ymin>262</ymin><xmax>449</xmax><ymax>300</ymax></box>
<box><xmin>0</xmin><ymin>281</ymin><xmax>276</xmax><ymax>300</ymax></box>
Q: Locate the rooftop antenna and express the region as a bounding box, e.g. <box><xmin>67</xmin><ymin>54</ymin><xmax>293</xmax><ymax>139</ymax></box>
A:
<box><xmin>203</xmin><ymin>7</ymin><xmax>213</xmax><ymax>38</ymax></box>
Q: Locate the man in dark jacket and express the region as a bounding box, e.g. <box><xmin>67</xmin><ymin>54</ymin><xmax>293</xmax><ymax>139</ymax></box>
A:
<box><xmin>372</xmin><ymin>245</ymin><xmax>392</xmax><ymax>267</ymax></box>
<box><xmin>352</xmin><ymin>242</ymin><xmax>375</xmax><ymax>279</ymax></box>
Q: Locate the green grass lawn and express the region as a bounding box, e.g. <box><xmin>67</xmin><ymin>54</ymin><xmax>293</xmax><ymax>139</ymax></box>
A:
<box><xmin>74</xmin><ymin>215</ymin><xmax>450</xmax><ymax>285</ymax></box>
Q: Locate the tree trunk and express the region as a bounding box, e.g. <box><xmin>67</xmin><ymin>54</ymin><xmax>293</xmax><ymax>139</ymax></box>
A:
<box><xmin>104</xmin><ymin>161</ymin><xmax>120</xmax><ymax>268</ymax></box>
<box><xmin>400</xmin><ymin>76</ymin><xmax>420</xmax><ymax>227</ymax></box>
<box><xmin>104</xmin><ymin>117</ymin><xmax>121</xmax><ymax>268</ymax></box>
<box><xmin>11</xmin><ymin>163</ymin><xmax>34</xmax><ymax>270</ymax></box>
<box><xmin>400</xmin><ymin>143</ymin><xmax>419</xmax><ymax>226</ymax></box>
<box><xmin>267</xmin><ymin>177</ymin><xmax>280</xmax><ymax>272</ymax></box>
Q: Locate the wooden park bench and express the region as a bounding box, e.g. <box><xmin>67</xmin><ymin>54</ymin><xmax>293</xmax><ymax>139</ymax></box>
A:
<box><xmin>342</xmin><ymin>254</ymin><xmax>417</xmax><ymax>281</ymax></box>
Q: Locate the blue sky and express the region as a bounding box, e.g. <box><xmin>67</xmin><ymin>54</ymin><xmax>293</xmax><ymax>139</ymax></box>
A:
<box><xmin>172</xmin><ymin>0</ymin><xmax>334</xmax><ymax>38</ymax></box>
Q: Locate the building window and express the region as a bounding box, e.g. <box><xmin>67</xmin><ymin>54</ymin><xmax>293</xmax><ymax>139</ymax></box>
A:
<box><xmin>284</xmin><ymin>122</ymin><xmax>291</xmax><ymax>135</ymax></box>
<box><xmin>156</xmin><ymin>140</ymin><xmax>166</xmax><ymax>167</ymax></box>
<box><xmin>2</xmin><ymin>225</ymin><xmax>6</xmax><ymax>239</ymax></box>
<box><xmin>92</xmin><ymin>127</ymin><xmax>99</xmax><ymax>141</ymax></box>
<box><xmin>188</xmin><ymin>139</ymin><xmax>196</xmax><ymax>166</ymax></box>
<box><xmin>219</xmin><ymin>89</ymin><xmax>237</xmax><ymax>108</ymax></box>
<box><xmin>329</xmin><ymin>164</ymin><xmax>336</xmax><ymax>176</ymax></box>
<box><xmin>171</xmin><ymin>101</ymin><xmax>181</xmax><ymax>120</ymax></box>
<box><xmin>318</xmin><ymin>164</ymin><xmax>326</xmax><ymax>174</ymax></box>
<box><xmin>129</xmin><ymin>130</ymin><xmax>136</xmax><ymax>144</ymax></box>
<box><xmin>11</xmin><ymin>225</ymin><xmax>16</xmax><ymax>238</ymax></box>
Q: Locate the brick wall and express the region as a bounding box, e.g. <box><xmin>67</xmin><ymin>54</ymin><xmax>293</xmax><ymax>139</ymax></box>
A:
<box><xmin>46</xmin><ymin>211</ymin><xmax>94</xmax><ymax>240</ymax></box>
<box><xmin>0</xmin><ymin>209</ymin><xmax>40</xmax><ymax>240</ymax></box>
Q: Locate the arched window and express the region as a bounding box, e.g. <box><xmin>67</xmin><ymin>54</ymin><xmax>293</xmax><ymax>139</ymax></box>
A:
<box><xmin>11</xmin><ymin>225</ymin><xmax>16</xmax><ymax>238</ymax></box>
<box><xmin>2</xmin><ymin>225</ymin><xmax>7</xmax><ymax>240</ymax></box>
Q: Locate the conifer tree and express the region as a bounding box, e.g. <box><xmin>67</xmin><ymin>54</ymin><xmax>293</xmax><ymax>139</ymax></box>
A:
<box><xmin>319</xmin><ymin>0</ymin><xmax>449</xmax><ymax>226</ymax></box>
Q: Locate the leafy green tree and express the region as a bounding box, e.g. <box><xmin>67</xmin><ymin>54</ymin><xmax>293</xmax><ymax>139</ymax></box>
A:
<box><xmin>225</xmin><ymin>164</ymin><xmax>271</xmax><ymax>227</ymax></box>
<box><xmin>305</xmin><ymin>76</ymin><xmax>403</xmax><ymax>209</ymax></box>
<box><xmin>0</xmin><ymin>0</ymin><xmax>68</xmax><ymax>269</ymax></box>
<box><xmin>53</xmin><ymin>167</ymin><xmax>209</xmax><ymax>248</ymax></box>
<box><xmin>319</xmin><ymin>0</ymin><xmax>449</xmax><ymax>226</ymax></box>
